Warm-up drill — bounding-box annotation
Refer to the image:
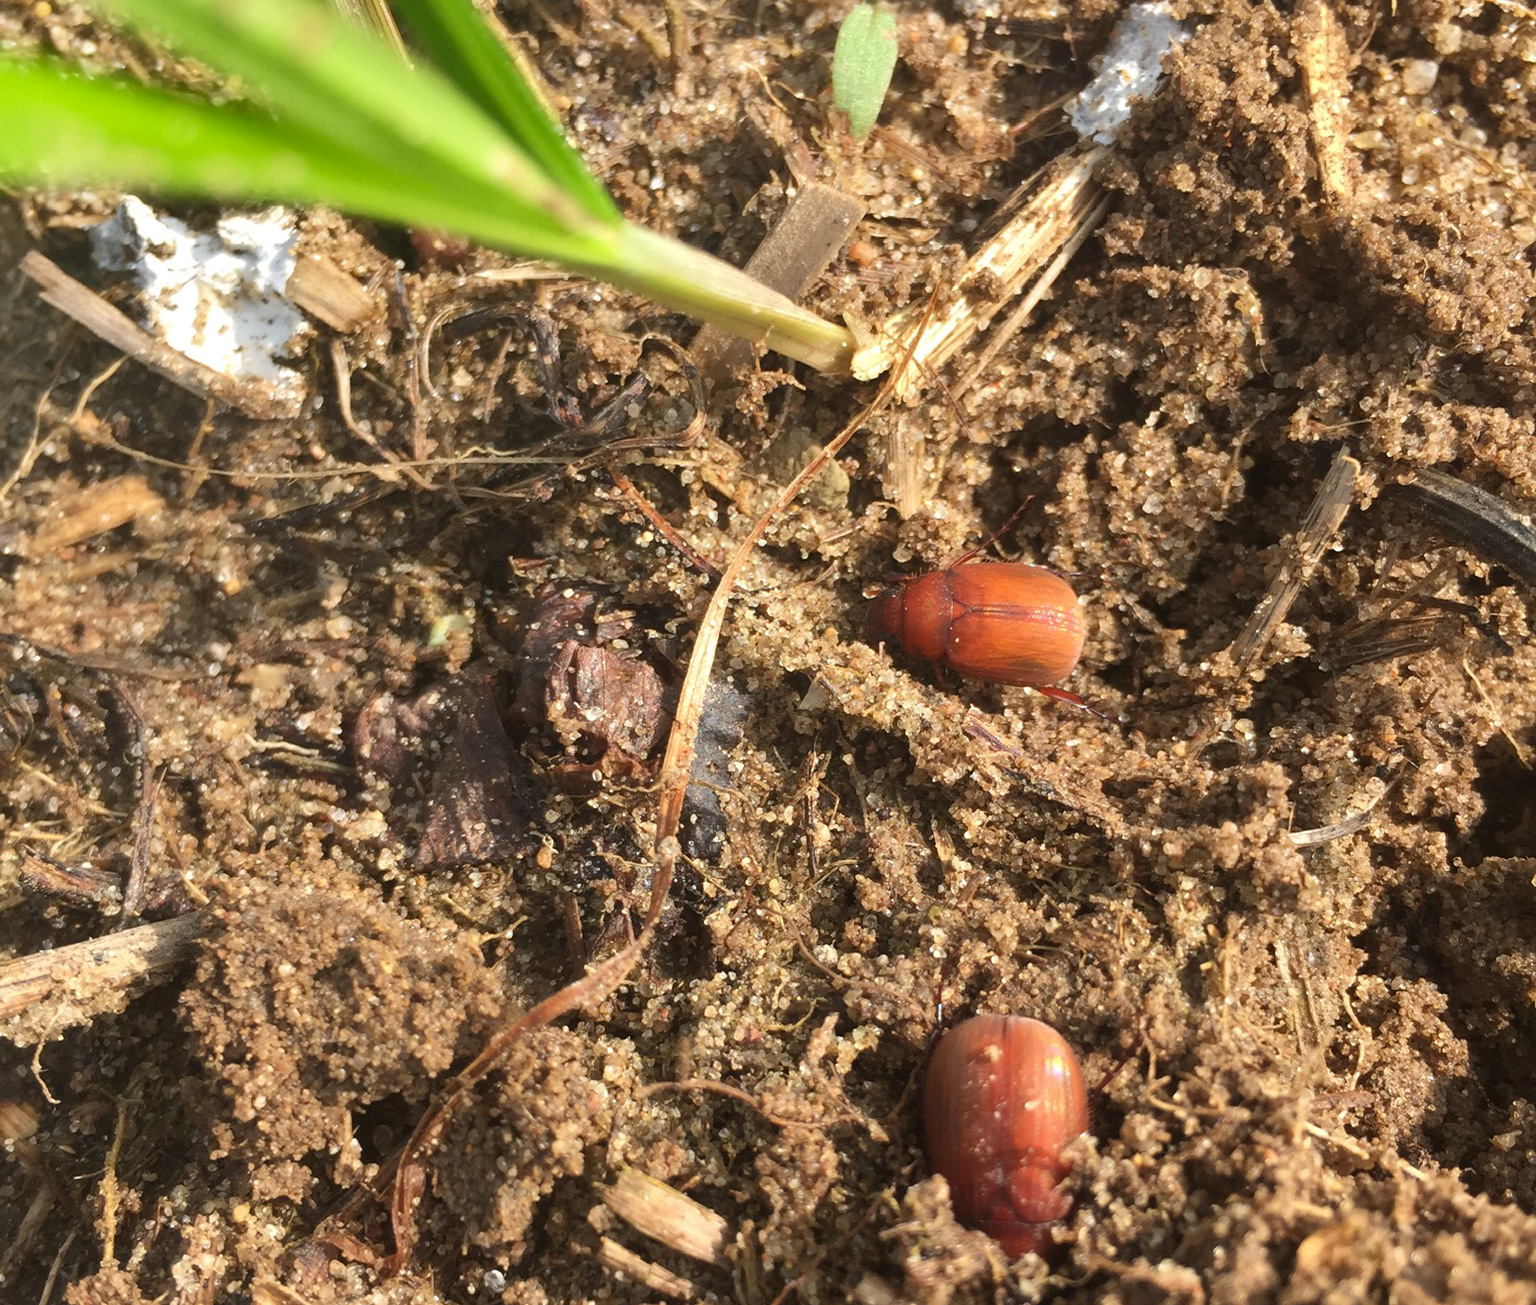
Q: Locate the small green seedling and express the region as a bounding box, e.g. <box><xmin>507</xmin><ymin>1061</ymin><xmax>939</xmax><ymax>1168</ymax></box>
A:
<box><xmin>832</xmin><ymin>3</ymin><xmax>899</xmax><ymax>140</ymax></box>
<box><xmin>0</xmin><ymin>0</ymin><xmax>856</xmax><ymax>371</ymax></box>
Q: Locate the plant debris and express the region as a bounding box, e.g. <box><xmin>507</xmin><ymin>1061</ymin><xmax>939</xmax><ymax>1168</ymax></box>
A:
<box><xmin>6</xmin><ymin>0</ymin><xmax>1536</xmax><ymax>1299</ymax></box>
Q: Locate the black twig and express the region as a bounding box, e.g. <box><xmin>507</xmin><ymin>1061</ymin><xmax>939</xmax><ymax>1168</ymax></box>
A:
<box><xmin>1396</xmin><ymin>468</ymin><xmax>1536</xmax><ymax>589</ymax></box>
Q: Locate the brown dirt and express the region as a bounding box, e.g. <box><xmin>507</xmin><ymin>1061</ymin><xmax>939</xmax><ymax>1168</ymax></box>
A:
<box><xmin>3</xmin><ymin>0</ymin><xmax>1536</xmax><ymax>1300</ymax></box>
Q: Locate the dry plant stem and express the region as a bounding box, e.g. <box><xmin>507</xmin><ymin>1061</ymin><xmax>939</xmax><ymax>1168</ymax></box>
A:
<box><xmin>387</xmin><ymin>360</ymin><xmax>906</xmax><ymax>1271</ymax></box>
<box><xmin>650</xmin><ymin>374</ymin><xmax>903</xmax><ymax>845</ymax></box>
<box><xmin>0</xmin><ymin>1188</ymin><xmax>54</xmax><ymax>1285</ymax></box>
<box><xmin>1462</xmin><ymin>654</ymin><xmax>1531</xmax><ymax>766</ymax></box>
<box><xmin>285</xmin><ymin>252</ymin><xmax>376</xmax><ymax>333</ymax></box>
<box><xmin>661</xmin><ymin>0</ymin><xmax>694</xmax><ymax>94</ymax></box>
<box><xmin>38</xmin><ymin>1230</ymin><xmax>79</xmax><ymax>1305</ymax></box>
<box><xmin>881</xmin><ymin>423</ymin><xmax>926</xmax><ymax>524</ymax></box>
<box><xmin>1287</xmin><ymin>764</ymin><xmax>1408</xmax><ymax>846</ymax></box>
<box><xmin>1323</xmin><ymin>561</ymin><xmax>1482</xmax><ymax>669</ymax></box>
<box><xmin>598</xmin><ymin>1237</ymin><xmax>697</xmax><ymax>1299</ymax></box>
<box><xmin>602</xmin><ymin>466</ymin><xmax>721</xmax><ymax>578</ymax></box>
<box><xmin>180</xmin><ymin>400</ymin><xmax>217</xmax><ymax>505</ymax></box>
<box><xmin>851</xmin><ymin>142</ymin><xmax>1110</xmax><ymax>396</ymax></box>
<box><xmin>98</xmin><ymin>1068</ymin><xmax>144</xmax><ymax>1265</ymax></box>
<box><xmin>384</xmin><ymin>936</ymin><xmax>659</xmax><ymax>1267</ymax></box>
<box><xmin>1396</xmin><ymin>468</ymin><xmax>1536</xmax><ymax>589</ymax></box>
<box><xmin>1079</xmin><ymin>1252</ymin><xmax>1206</xmax><ymax>1299</ymax></box>
<box><xmin>328</xmin><ymin>339</ymin><xmax>432</xmax><ymax>491</ymax></box>
<box><xmin>954</xmin><ymin>191</ymin><xmax>1112</xmax><ymax>400</ymax></box>
<box><xmin>1293</xmin><ymin>0</ymin><xmax>1354</xmax><ymax>207</ymax></box>
<box><xmin>691</xmin><ymin>182</ymin><xmax>866</xmax><ymax>384</ymax></box>
<box><xmin>1228</xmin><ymin>448</ymin><xmax>1360</xmax><ymax>671</ymax></box>
<box><xmin>638</xmin><ymin>1076</ymin><xmax>800</xmax><ymax>1126</ymax></box>
<box><xmin>612</xmin><ymin>3</ymin><xmax>671</xmax><ymax>62</ymax></box>
<box><xmin>27</xmin><ymin>473</ymin><xmax>164</xmax><ymax>555</ymax></box>
<box><xmin>493</xmin><ymin>21</ymin><xmax>568</xmax><ymax>127</ymax></box>
<box><xmin>19</xmin><ymin>252</ymin><xmax>304</xmax><ymax>421</ymax></box>
<box><xmin>599</xmin><ymin>1169</ymin><xmax>730</xmax><ymax>1264</ymax></box>
<box><xmin>121</xmin><ymin>757</ymin><xmax>159</xmax><ymax>922</ymax></box>
<box><xmin>1189</xmin><ymin>448</ymin><xmax>1358</xmax><ymax>756</ymax></box>
<box><xmin>0</xmin><ymin>909</ymin><xmax>206</xmax><ymax>1036</ymax></box>
<box><xmin>4</xmin><ymin>1197</ymin><xmax>83</xmax><ymax>1296</ymax></box>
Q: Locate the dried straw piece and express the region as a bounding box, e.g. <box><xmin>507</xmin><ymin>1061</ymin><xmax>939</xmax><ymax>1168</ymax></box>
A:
<box><xmin>1293</xmin><ymin>0</ymin><xmax>1355</xmax><ymax>207</ymax></box>
<box><xmin>597</xmin><ymin>1238</ymin><xmax>697</xmax><ymax>1299</ymax></box>
<box><xmin>1288</xmin><ymin>767</ymin><xmax>1408</xmax><ymax>847</ymax></box>
<box><xmin>286</xmin><ymin>252</ymin><xmax>377</xmax><ymax>334</ymax></box>
<box><xmin>1228</xmin><ymin>448</ymin><xmax>1360</xmax><ymax>673</ymax></box>
<box><xmin>851</xmin><ymin>142</ymin><xmax>1110</xmax><ymax>397</ymax></box>
<box><xmin>27</xmin><ymin>473</ymin><xmax>165</xmax><ymax>556</ymax></box>
<box><xmin>599</xmin><ymin>1168</ymin><xmax>730</xmax><ymax>1265</ymax></box>
<box><xmin>0</xmin><ymin>1097</ymin><xmax>39</xmax><ymax>1143</ymax></box>
<box><xmin>691</xmin><ymin>181</ymin><xmax>866</xmax><ymax>384</ymax></box>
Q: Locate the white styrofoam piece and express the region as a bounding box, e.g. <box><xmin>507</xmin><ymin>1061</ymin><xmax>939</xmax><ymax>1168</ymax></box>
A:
<box><xmin>92</xmin><ymin>197</ymin><xmax>311</xmax><ymax>404</ymax></box>
<box><xmin>1068</xmin><ymin>2</ymin><xmax>1191</xmax><ymax>145</ymax></box>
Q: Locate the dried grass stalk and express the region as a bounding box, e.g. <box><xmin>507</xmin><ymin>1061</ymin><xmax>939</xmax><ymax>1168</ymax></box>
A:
<box><xmin>851</xmin><ymin>142</ymin><xmax>1110</xmax><ymax>397</ymax></box>
<box><xmin>599</xmin><ymin>1168</ymin><xmax>730</xmax><ymax>1265</ymax></box>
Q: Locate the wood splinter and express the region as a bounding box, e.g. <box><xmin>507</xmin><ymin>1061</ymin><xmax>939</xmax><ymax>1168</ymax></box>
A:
<box><xmin>20</xmin><ymin>251</ymin><xmax>304</xmax><ymax>421</ymax></box>
<box><xmin>0</xmin><ymin>910</ymin><xmax>207</xmax><ymax>1043</ymax></box>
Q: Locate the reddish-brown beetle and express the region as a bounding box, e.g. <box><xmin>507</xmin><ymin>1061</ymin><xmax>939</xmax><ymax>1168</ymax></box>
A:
<box><xmin>866</xmin><ymin>562</ymin><xmax>1085</xmax><ymax>696</ymax></box>
<box><xmin>924</xmin><ymin>1014</ymin><xmax>1089</xmax><ymax>1258</ymax></box>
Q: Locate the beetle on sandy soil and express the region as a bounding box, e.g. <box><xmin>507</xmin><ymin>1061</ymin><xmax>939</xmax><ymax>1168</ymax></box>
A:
<box><xmin>866</xmin><ymin>561</ymin><xmax>1086</xmax><ymax>699</ymax></box>
<box><xmin>924</xmin><ymin>1014</ymin><xmax>1089</xmax><ymax>1258</ymax></box>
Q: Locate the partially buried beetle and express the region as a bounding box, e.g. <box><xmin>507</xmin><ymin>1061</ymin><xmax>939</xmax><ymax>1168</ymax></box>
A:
<box><xmin>866</xmin><ymin>561</ymin><xmax>1085</xmax><ymax>697</ymax></box>
<box><xmin>925</xmin><ymin>1014</ymin><xmax>1089</xmax><ymax>1258</ymax></box>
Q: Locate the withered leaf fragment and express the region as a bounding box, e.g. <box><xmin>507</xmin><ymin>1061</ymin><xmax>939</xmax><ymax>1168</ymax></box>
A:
<box><xmin>508</xmin><ymin>583</ymin><xmax>675</xmax><ymax>792</ymax></box>
<box><xmin>354</xmin><ymin>661</ymin><xmax>528</xmax><ymax>869</ymax></box>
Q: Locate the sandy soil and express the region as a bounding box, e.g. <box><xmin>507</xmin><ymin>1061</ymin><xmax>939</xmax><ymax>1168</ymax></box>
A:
<box><xmin>4</xmin><ymin>0</ymin><xmax>1536</xmax><ymax>1300</ymax></box>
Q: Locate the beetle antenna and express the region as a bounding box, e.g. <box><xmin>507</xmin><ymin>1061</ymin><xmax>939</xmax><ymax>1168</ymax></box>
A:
<box><xmin>954</xmin><ymin>494</ymin><xmax>1038</xmax><ymax>566</ymax></box>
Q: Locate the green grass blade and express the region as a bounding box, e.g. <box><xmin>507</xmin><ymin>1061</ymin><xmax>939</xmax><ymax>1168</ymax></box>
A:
<box><xmin>389</xmin><ymin>0</ymin><xmax>617</xmax><ymax>222</ymax></box>
<box><xmin>833</xmin><ymin>4</ymin><xmax>898</xmax><ymax>139</ymax></box>
<box><xmin>0</xmin><ymin>59</ymin><xmax>620</xmax><ymax>267</ymax></box>
<box><xmin>0</xmin><ymin>2</ymin><xmax>859</xmax><ymax>372</ymax></box>
<box><xmin>599</xmin><ymin>226</ymin><xmax>855</xmax><ymax>373</ymax></box>
<box><xmin>84</xmin><ymin>0</ymin><xmax>604</xmax><ymax>228</ymax></box>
